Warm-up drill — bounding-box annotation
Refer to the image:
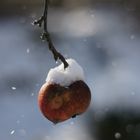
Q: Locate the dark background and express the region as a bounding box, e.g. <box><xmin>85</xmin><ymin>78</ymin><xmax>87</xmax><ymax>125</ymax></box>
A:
<box><xmin>0</xmin><ymin>0</ymin><xmax>140</xmax><ymax>140</ymax></box>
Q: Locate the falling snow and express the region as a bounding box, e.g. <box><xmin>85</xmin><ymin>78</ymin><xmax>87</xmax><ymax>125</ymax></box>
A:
<box><xmin>26</xmin><ymin>48</ymin><xmax>30</xmax><ymax>53</ymax></box>
<box><xmin>11</xmin><ymin>87</ymin><xmax>16</xmax><ymax>90</ymax></box>
<box><xmin>31</xmin><ymin>93</ymin><xmax>34</xmax><ymax>96</ymax></box>
<box><xmin>10</xmin><ymin>130</ymin><xmax>15</xmax><ymax>135</ymax></box>
<box><xmin>130</xmin><ymin>35</ymin><xmax>135</xmax><ymax>40</ymax></box>
<box><xmin>115</xmin><ymin>132</ymin><xmax>121</xmax><ymax>139</ymax></box>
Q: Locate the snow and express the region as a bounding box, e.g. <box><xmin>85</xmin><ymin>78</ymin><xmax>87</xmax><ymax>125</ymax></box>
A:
<box><xmin>10</xmin><ymin>130</ymin><xmax>15</xmax><ymax>135</ymax></box>
<box><xmin>31</xmin><ymin>93</ymin><xmax>34</xmax><ymax>96</ymax></box>
<box><xmin>46</xmin><ymin>58</ymin><xmax>85</xmax><ymax>86</ymax></box>
<box><xmin>115</xmin><ymin>132</ymin><xmax>121</xmax><ymax>139</ymax></box>
<box><xmin>11</xmin><ymin>87</ymin><xmax>16</xmax><ymax>90</ymax></box>
<box><xmin>26</xmin><ymin>48</ymin><xmax>30</xmax><ymax>53</ymax></box>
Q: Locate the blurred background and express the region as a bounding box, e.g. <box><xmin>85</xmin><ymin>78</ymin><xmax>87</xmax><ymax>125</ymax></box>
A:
<box><xmin>0</xmin><ymin>0</ymin><xmax>140</xmax><ymax>140</ymax></box>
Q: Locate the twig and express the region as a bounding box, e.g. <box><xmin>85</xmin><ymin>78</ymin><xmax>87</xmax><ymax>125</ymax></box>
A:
<box><xmin>33</xmin><ymin>0</ymin><xmax>69</xmax><ymax>69</ymax></box>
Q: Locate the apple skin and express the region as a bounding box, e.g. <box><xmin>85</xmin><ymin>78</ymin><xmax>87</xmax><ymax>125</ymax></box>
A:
<box><xmin>38</xmin><ymin>80</ymin><xmax>91</xmax><ymax>123</ymax></box>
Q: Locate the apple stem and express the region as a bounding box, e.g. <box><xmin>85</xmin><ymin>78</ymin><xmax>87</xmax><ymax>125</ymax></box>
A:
<box><xmin>33</xmin><ymin>0</ymin><xmax>69</xmax><ymax>69</ymax></box>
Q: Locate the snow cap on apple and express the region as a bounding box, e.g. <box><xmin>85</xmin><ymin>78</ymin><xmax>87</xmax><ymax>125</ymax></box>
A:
<box><xmin>46</xmin><ymin>58</ymin><xmax>85</xmax><ymax>86</ymax></box>
<box><xmin>38</xmin><ymin>58</ymin><xmax>91</xmax><ymax>124</ymax></box>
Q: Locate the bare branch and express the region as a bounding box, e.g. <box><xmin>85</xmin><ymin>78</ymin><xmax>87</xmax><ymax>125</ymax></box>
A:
<box><xmin>33</xmin><ymin>0</ymin><xmax>69</xmax><ymax>69</ymax></box>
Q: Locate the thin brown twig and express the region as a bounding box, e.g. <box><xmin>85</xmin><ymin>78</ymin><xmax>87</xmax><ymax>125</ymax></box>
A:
<box><xmin>33</xmin><ymin>0</ymin><xmax>69</xmax><ymax>69</ymax></box>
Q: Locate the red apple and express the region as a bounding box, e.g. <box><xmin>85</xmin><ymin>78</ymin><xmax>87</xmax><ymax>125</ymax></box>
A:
<box><xmin>38</xmin><ymin>80</ymin><xmax>91</xmax><ymax>123</ymax></box>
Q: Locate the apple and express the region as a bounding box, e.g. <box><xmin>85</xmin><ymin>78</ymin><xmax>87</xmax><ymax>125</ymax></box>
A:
<box><xmin>38</xmin><ymin>80</ymin><xmax>91</xmax><ymax>123</ymax></box>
